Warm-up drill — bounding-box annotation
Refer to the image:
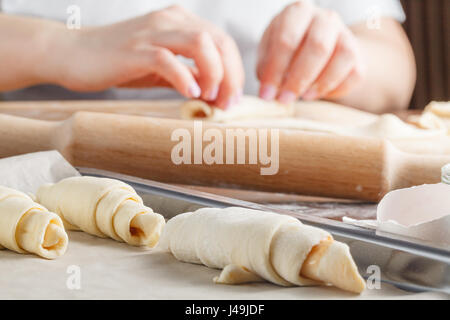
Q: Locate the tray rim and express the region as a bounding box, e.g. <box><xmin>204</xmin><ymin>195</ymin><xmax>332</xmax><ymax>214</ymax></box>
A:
<box><xmin>77</xmin><ymin>166</ymin><xmax>450</xmax><ymax>261</ymax></box>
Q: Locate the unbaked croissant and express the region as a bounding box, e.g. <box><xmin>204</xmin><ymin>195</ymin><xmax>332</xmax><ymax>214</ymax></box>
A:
<box><xmin>36</xmin><ymin>176</ymin><xmax>165</xmax><ymax>247</ymax></box>
<box><xmin>0</xmin><ymin>186</ymin><xmax>68</xmax><ymax>259</ymax></box>
<box><xmin>158</xmin><ymin>207</ymin><xmax>365</xmax><ymax>293</ymax></box>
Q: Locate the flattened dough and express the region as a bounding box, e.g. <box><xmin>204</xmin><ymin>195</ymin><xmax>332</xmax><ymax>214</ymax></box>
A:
<box><xmin>181</xmin><ymin>96</ymin><xmax>446</xmax><ymax>140</ymax></box>
<box><xmin>36</xmin><ymin>176</ymin><xmax>165</xmax><ymax>247</ymax></box>
<box><xmin>229</xmin><ymin>114</ymin><xmax>446</xmax><ymax>139</ymax></box>
<box><xmin>158</xmin><ymin>207</ymin><xmax>365</xmax><ymax>293</ymax></box>
<box><xmin>181</xmin><ymin>96</ymin><xmax>294</xmax><ymax>121</ymax></box>
<box><xmin>425</xmin><ymin>101</ymin><xmax>450</xmax><ymax>118</ymax></box>
<box><xmin>0</xmin><ymin>186</ymin><xmax>68</xmax><ymax>259</ymax></box>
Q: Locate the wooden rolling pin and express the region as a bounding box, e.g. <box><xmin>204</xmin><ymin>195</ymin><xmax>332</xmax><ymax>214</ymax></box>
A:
<box><xmin>0</xmin><ymin>111</ymin><xmax>449</xmax><ymax>201</ymax></box>
<box><xmin>1</xmin><ymin>100</ymin><xmax>449</xmax><ymax>155</ymax></box>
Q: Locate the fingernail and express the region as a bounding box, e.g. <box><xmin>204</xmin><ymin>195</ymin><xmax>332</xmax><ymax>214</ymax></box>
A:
<box><xmin>223</xmin><ymin>91</ymin><xmax>243</xmax><ymax>110</ymax></box>
<box><xmin>224</xmin><ymin>98</ymin><xmax>235</xmax><ymax>110</ymax></box>
<box><xmin>221</xmin><ymin>100</ymin><xmax>231</xmax><ymax>110</ymax></box>
<box><xmin>232</xmin><ymin>89</ymin><xmax>243</xmax><ymax>106</ymax></box>
<box><xmin>302</xmin><ymin>87</ymin><xmax>319</xmax><ymax>101</ymax></box>
<box><xmin>206</xmin><ymin>86</ymin><xmax>219</xmax><ymax>101</ymax></box>
<box><xmin>224</xmin><ymin>98</ymin><xmax>236</xmax><ymax>110</ymax></box>
<box><xmin>235</xmin><ymin>89</ymin><xmax>243</xmax><ymax>103</ymax></box>
<box><xmin>278</xmin><ymin>90</ymin><xmax>296</xmax><ymax>104</ymax></box>
<box><xmin>188</xmin><ymin>82</ymin><xmax>201</xmax><ymax>98</ymax></box>
<box><xmin>259</xmin><ymin>84</ymin><xmax>277</xmax><ymax>101</ymax></box>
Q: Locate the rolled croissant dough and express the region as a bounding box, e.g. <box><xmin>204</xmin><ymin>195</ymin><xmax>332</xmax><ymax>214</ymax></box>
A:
<box><xmin>36</xmin><ymin>176</ymin><xmax>165</xmax><ymax>247</ymax></box>
<box><xmin>158</xmin><ymin>207</ymin><xmax>366</xmax><ymax>293</ymax></box>
<box><xmin>181</xmin><ymin>96</ymin><xmax>447</xmax><ymax>140</ymax></box>
<box><xmin>0</xmin><ymin>185</ymin><xmax>68</xmax><ymax>259</ymax></box>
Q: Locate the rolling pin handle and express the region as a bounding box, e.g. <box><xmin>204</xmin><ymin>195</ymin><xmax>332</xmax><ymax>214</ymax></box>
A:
<box><xmin>0</xmin><ymin>114</ymin><xmax>66</xmax><ymax>159</ymax></box>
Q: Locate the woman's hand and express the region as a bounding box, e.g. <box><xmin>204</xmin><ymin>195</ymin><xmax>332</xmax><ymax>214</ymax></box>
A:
<box><xmin>45</xmin><ymin>5</ymin><xmax>244</xmax><ymax>108</ymax></box>
<box><xmin>257</xmin><ymin>1</ymin><xmax>365</xmax><ymax>104</ymax></box>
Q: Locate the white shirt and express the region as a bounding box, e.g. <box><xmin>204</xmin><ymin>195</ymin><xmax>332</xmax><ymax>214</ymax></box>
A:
<box><xmin>1</xmin><ymin>0</ymin><xmax>405</xmax><ymax>100</ymax></box>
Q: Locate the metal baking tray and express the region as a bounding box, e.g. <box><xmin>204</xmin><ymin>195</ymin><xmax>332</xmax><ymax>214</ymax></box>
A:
<box><xmin>79</xmin><ymin>167</ymin><xmax>450</xmax><ymax>294</ymax></box>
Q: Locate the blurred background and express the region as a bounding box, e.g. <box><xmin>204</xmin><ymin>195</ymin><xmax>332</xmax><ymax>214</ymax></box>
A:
<box><xmin>0</xmin><ymin>0</ymin><xmax>448</xmax><ymax>110</ymax></box>
<box><xmin>400</xmin><ymin>0</ymin><xmax>449</xmax><ymax>109</ymax></box>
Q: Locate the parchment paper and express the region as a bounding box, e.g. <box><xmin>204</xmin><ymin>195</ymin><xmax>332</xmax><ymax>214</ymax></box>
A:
<box><xmin>1</xmin><ymin>231</ymin><xmax>446</xmax><ymax>300</ymax></box>
<box><xmin>344</xmin><ymin>181</ymin><xmax>450</xmax><ymax>247</ymax></box>
<box><xmin>0</xmin><ymin>150</ymin><xmax>80</xmax><ymax>194</ymax></box>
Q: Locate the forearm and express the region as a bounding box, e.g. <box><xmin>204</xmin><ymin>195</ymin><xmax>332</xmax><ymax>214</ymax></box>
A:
<box><xmin>0</xmin><ymin>14</ymin><xmax>68</xmax><ymax>91</ymax></box>
<box><xmin>329</xmin><ymin>19</ymin><xmax>416</xmax><ymax>113</ymax></box>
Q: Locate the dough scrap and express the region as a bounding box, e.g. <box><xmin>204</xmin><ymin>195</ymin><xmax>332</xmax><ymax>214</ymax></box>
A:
<box><xmin>410</xmin><ymin>101</ymin><xmax>450</xmax><ymax>134</ymax></box>
<box><xmin>425</xmin><ymin>101</ymin><xmax>450</xmax><ymax>118</ymax></box>
<box><xmin>36</xmin><ymin>176</ymin><xmax>165</xmax><ymax>247</ymax></box>
<box><xmin>408</xmin><ymin>112</ymin><xmax>447</xmax><ymax>131</ymax></box>
<box><xmin>0</xmin><ymin>186</ymin><xmax>68</xmax><ymax>259</ymax></box>
<box><xmin>158</xmin><ymin>207</ymin><xmax>365</xmax><ymax>293</ymax></box>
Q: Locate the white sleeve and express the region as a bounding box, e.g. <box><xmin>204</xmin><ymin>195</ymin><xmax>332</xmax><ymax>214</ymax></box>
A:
<box><xmin>315</xmin><ymin>0</ymin><xmax>406</xmax><ymax>26</ymax></box>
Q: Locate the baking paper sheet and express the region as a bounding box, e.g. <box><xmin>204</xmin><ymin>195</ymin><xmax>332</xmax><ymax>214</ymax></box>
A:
<box><xmin>0</xmin><ymin>150</ymin><xmax>80</xmax><ymax>194</ymax></box>
<box><xmin>344</xmin><ymin>181</ymin><xmax>450</xmax><ymax>247</ymax></box>
<box><xmin>1</xmin><ymin>231</ymin><xmax>446</xmax><ymax>299</ymax></box>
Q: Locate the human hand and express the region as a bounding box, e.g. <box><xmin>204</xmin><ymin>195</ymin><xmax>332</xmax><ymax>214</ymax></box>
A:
<box><xmin>257</xmin><ymin>1</ymin><xmax>365</xmax><ymax>104</ymax></box>
<box><xmin>48</xmin><ymin>5</ymin><xmax>244</xmax><ymax>108</ymax></box>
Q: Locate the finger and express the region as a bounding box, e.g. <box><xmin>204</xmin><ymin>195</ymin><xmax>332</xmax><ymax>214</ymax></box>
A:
<box><xmin>256</xmin><ymin>17</ymin><xmax>277</xmax><ymax>82</ymax></box>
<box><xmin>257</xmin><ymin>1</ymin><xmax>315</xmax><ymax>100</ymax></box>
<box><xmin>278</xmin><ymin>10</ymin><xmax>341</xmax><ymax>104</ymax></box>
<box><xmin>324</xmin><ymin>66</ymin><xmax>365</xmax><ymax>99</ymax></box>
<box><xmin>302</xmin><ymin>31</ymin><xmax>358</xmax><ymax>100</ymax></box>
<box><xmin>118</xmin><ymin>65</ymin><xmax>199</xmax><ymax>89</ymax></box>
<box><xmin>139</xmin><ymin>47</ymin><xmax>201</xmax><ymax>98</ymax></box>
<box><xmin>212</xmin><ymin>33</ymin><xmax>245</xmax><ymax>109</ymax></box>
<box><xmin>118</xmin><ymin>74</ymin><xmax>172</xmax><ymax>88</ymax></box>
<box><xmin>256</xmin><ymin>20</ymin><xmax>281</xmax><ymax>101</ymax></box>
<box><xmin>149</xmin><ymin>30</ymin><xmax>224</xmax><ymax>101</ymax></box>
<box><xmin>256</xmin><ymin>19</ymin><xmax>273</xmax><ymax>77</ymax></box>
